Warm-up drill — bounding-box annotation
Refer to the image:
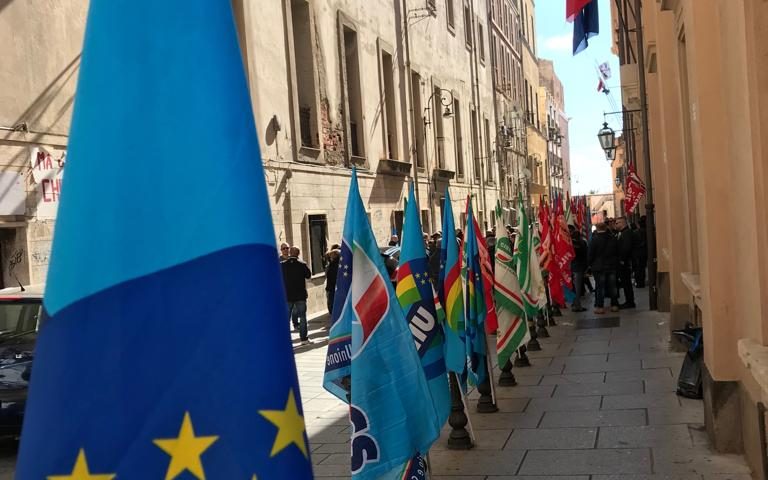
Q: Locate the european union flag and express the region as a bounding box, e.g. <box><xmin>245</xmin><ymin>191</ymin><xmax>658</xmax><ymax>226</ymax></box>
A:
<box><xmin>17</xmin><ymin>1</ymin><xmax>313</xmax><ymax>479</ymax></box>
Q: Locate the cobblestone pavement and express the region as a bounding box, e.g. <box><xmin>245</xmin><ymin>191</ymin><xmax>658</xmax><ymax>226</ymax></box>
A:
<box><xmin>296</xmin><ymin>289</ymin><xmax>755</xmax><ymax>479</ymax></box>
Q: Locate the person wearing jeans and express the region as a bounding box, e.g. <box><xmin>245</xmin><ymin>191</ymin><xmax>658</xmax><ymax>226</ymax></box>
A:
<box><xmin>593</xmin><ymin>270</ymin><xmax>619</xmax><ymax>313</ymax></box>
<box><xmin>281</xmin><ymin>246</ymin><xmax>312</xmax><ymax>343</ymax></box>
<box><xmin>588</xmin><ymin>222</ymin><xmax>620</xmax><ymax>314</ymax></box>
<box><xmin>288</xmin><ymin>300</ymin><xmax>308</xmax><ymax>342</ymax></box>
<box><xmin>570</xmin><ymin>226</ymin><xmax>589</xmax><ymax>312</ymax></box>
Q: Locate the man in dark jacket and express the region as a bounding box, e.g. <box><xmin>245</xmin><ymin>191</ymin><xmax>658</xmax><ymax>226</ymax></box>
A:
<box><xmin>588</xmin><ymin>223</ymin><xmax>620</xmax><ymax>313</ymax></box>
<box><xmin>324</xmin><ymin>246</ymin><xmax>341</xmax><ymax>325</ymax></box>
<box><xmin>281</xmin><ymin>246</ymin><xmax>312</xmax><ymax>343</ymax></box>
<box><xmin>633</xmin><ymin>216</ymin><xmax>648</xmax><ymax>288</ymax></box>
<box><xmin>570</xmin><ymin>226</ymin><xmax>588</xmax><ymax>312</ymax></box>
<box><xmin>428</xmin><ymin>233</ymin><xmax>442</xmax><ymax>286</ymax></box>
<box><xmin>615</xmin><ymin>217</ymin><xmax>636</xmax><ymax>309</ymax></box>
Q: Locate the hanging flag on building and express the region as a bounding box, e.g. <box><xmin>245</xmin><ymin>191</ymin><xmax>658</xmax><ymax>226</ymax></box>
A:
<box><xmin>624</xmin><ymin>163</ymin><xmax>648</xmax><ymax>213</ymax></box>
<box><xmin>573</xmin><ymin>0</ymin><xmax>599</xmax><ymax>55</ymax></box>
<box><xmin>396</xmin><ymin>182</ymin><xmax>450</xmax><ymax>429</ymax></box>
<box><xmin>17</xmin><ymin>1</ymin><xmax>313</xmax><ymax>478</ymax></box>
<box><xmin>494</xmin><ymin>233</ymin><xmax>530</xmax><ymax>370</ymax></box>
<box><xmin>463</xmin><ymin>198</ymin><xmax>488</xmax><ymax>386</ymax></box>
<box><xmin>599</xmin><ymin>62</ymin><xmax>612</xmax><ymax>79</ymax></box>
<box><xmin>566</xmin><ymin>0</ymin><xmax>593</xmax><ymax>22</ymax></box>
<box><xmin>336</xmin><ymin>170</ymin><xmax>442</xmax><ymax>480</ymax></box>
<box><xmin>438</xmin><ymin>189</ymin><xmax>467</xmax><ymax>374</ymax></box>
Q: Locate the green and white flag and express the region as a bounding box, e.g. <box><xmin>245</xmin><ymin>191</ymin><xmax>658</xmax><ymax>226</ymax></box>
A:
<box><xmin>494</xmin><ymin>235</ymin><xmax>530</xmax><ymax>368</ymax></box>
<box><xmin>513</xmin><ymin>194</ymin><xmax>544</xmax><ymax>317</ymax></box>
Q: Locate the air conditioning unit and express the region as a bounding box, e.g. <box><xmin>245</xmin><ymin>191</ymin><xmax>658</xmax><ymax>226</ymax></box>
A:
<box><xmin>426</xmin><ymin>0</ymin><xmax>437</xmax><ymax>16</ymax></box>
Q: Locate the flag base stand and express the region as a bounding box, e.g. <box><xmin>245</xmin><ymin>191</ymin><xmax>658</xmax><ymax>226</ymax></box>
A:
<box><xmin>514</xmin><ymin>346</ymin><xmax>531</xmax><ymax>367</ymax></box>
<box><xmin>476</xmin><ymin>376</ymin><xmax>499</xmax><ymax>413</ymax></box>
<box><xmin>447</xmin><ymin>373</ymin><xmax>473</xmax><ymax>450</ymax></box>
<box><xmin>536</xmin><ymin>314</ymin><xmax>550</xmax><ymax>338</ymax></box>
<box><xmin>550</xmin><ymin>305</ymin><xmax>563</xmax><ymax>317</ymax></box>
<box><xmin>527</xmin><ymin>324</ymin><xmax>542</xmax><ymax>351</ymax></box>
<box><xmin>498</xmin><ymin>360</ymin><xmax>517</xmax><ymax>386</ymax></box>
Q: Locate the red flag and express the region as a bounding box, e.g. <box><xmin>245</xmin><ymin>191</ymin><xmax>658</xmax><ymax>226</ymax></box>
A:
<box><xmin>624</xmin><ymin>163</ymin><xmax>647</xmax><ymax>213</ymax></box>
<box><xmin>567</xmin><ymin>0</ymin><xmax>593</xmax><ymax>22</ymax></box>
<box><xmin>465</xmin><ymin>198</ymin><xmax>498</xmax><ymax>333</ymax></box>
<box><xmin>537</xmin><ymin>198</ymin><xmax>553</xmax><ymax>271</ymax></box>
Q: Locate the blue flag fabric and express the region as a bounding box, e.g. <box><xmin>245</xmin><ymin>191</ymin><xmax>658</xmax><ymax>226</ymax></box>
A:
<box><xmin>573</xmin><ymin>0</ymin><xmax>599</xmax><ymax>55</ymax></box>
<box><xmin>339</xmin><ymin>171</ymin><xmax>441</xmax><ymax>480</ymax></box>
<box><xmin>17</xmin><ymin>2</ymin><xmax>312</xmax><ymax>479</ymax></box>
<box><xmin>323</xmin><ymin>178</ymin><xmax>356</xmax><ymax>401</ymax></box>
<box><xmin>438</xmin><ymin>188</ymin><xmax>467</xmax><ymax>373</ymax></box>
<box><xmin>396</xmin><ymin>183</ymin><xmax>450</xmax><ymax>430</ymax></box>
<box><xmin>463</xmin><ymin>199</ymin><xmax>488</xmax><ymax>386</ymax></box>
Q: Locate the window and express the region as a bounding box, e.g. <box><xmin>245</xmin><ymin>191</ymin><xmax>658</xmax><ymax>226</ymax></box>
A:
<box><xmin>291</xmin><ymin>0</ymin><xmax>319</xmax><ymax>148</ymax></box>
<box><xmin>342</xmin><ymin>24</ymin><xmax>365</xmax><ymax>159</ymax></box>
<box><xmin>484</xmin><ymin>117</ymin><xmax>494</xmax><ymax>184</ymax></box>
<box><xmin>433</xmin><ymin>86</ymin><xmax>447</xmax><ymax>169</ymax></box>
<box><xmin>470</xmin><ymin>109</ymin><xmax>481</xmax><ymax>183</ymax></box>
<box><xmin>393</xmin><ymin>210</ymin><xmax>405</xmax><ymax>239</ymax></box>
<box><xmin>446</xmin><ymin>0</ymin><xmax>455</xmax><ymax>29</ymax></box>
<box><xmin>478</xmin><ymin>22</ymin><xmax>485</xmax><ymax>62</ymax></box>
<box><xmin>453</xmin><ymin>98</ymin><xmax>465</xmax><ymax>177</ymax></box>
<box><xmin>411</xmin><ymin>71</ymin><xmax>425</xmax><ymax>168</ymax></box>
<box><xmin>381</xmin><ymin>49</ymin><xmax>399</xmax><ymax>159</ymax></box>
<box><xmin>308</xmin><ymin>214</ymin><xmax>328</xmax><ymax>275</ymax></box>
<box><xmin>421</xmin><ymin>210</ymin><xmax>431</xmax><ymax>234</ymax></box>
<box><xmin>464</xmin><ymin>3</ymin><xmax>473</xmax><ymax>47</ymax></box>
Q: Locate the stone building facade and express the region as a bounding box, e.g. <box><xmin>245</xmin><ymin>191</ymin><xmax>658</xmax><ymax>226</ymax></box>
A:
<box><xmin>0</xmin><ymin>1</ymin><xmax>87</xmax><ymax>289</ymax></box>
<box><xmin>613</xmin><ymin>0</ymin><xmax>768</xmax><ymax>474</ymax></box>
<box><xmin>234</xmin><ymin>0</ymin><xmax>501</xmax><ymax>315</ymax></box>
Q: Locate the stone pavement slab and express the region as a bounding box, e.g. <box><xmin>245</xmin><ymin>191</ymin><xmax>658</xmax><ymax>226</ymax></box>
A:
<box><xmin>518</xmin><ymin>448</ymin><xmax>652</xmax><ymax>475</ymax></box>
<box><xmin>430</xmin><ymin>450</ymin><xmax>526</xmax><ymax>476</ymax></box>
<box><xmin>652</xmin><ymin>446</ymin><xmax>753</xmax><ymax>476</ymax></box>
<box><xmin>597</xmin><ymin>425</ymin><xmax>694</xmax><ymax>448</ymax></box>
<box><xmin>505</xmin><ymin>427</ymin><xmax>597</xmax><ymax>450</ymax></box>
<box><xmin>539</xmin><ymin>372</ymin><xmax>606</xmax><ymax>384</ymax></box>
<box><xmin>553</xmin><ymin>380</ymin><xmax>643</xmax><ymax>397</ymax></box>
<box><xmin>540</xmin><ymin>409</ymin><xmax>647</xmax><ymax>428</ymax></box>
<box><xmin>601</xmin><ymin>393</ymin><xmax>682</xmax><ymax>410</ymax></box>
<box><xmin>526</xmin><ymin>395</ymin><xmax>602</xmax><ymax>412</ymax></box>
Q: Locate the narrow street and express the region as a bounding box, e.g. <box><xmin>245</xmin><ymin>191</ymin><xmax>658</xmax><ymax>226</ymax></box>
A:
<box><xmin>296</xmin><ymin>290</ymin><xmax>752</xmax><ymax>479</ymax></box>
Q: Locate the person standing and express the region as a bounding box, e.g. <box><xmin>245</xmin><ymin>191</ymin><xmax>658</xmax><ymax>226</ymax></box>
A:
<box><xmin>615</xmin><ymin>217</ymin><xmax>636</xmax><ymax>309</ymax></box>
<box><xmin>633</xmin><ymin>216</ymin><xmax>648</xmax><ymax>288</ymax></box>
<box><xmin>281</xmin><ymin>246</ymin><xmax>312</xmax><ymax>344</ymax></box>
<box><xmin>324</xmin><ymin>246</ymin><xmax>341</xmax><ymax>326</ymax></box>
<box><xmin>279</xmin><ymin>242</ymin><xmax>290</xmax><ymax>261</ymax></box>
<box><xmin>428</xmin><ymin>232</ymin><xmax>442</xmax><ymax>286</ymax></box>
<box><xmin>588</xmin><ymin>222</ymin><xmax>620</xmax><ymax>313</ymax></box>
<box><xmin>485</xmin><ymin>230</ymin><xmax>497</xmax><ymax>274</ymax></box>
<box><xmin>570</xmin><ymin>226</ymin><xmax>588</xmax><ymax>312</ymax></box>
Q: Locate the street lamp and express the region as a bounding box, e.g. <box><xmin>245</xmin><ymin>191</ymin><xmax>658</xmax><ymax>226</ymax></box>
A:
<box><xmin>597</xmin><ymin>122</ymin><xmax>616</xmax><ymax>161</ymax></box>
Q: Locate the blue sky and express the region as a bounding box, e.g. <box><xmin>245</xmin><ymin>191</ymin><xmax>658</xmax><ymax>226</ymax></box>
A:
<box><xmin>536</xmin><ymin>0</ymin><xmax>621</xmax><ymax>194</ymax></box>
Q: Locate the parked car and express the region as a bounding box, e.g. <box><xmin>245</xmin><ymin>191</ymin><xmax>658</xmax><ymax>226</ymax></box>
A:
<box><xmin>0</xmin><ymin>285</ymin><xmax>44</xmax><ymax>436</ymax></box>
<box><xmin>379</xmin><ymin>245</ymin><xmax>400</xmax><ymax>286</ymax></box>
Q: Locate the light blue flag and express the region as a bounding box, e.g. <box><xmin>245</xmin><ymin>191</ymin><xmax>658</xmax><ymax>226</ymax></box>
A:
<box><xmin>342</xmin><ymin>171</ymin><xmax>441</xmax><ymax>479</ymax></box>
<box><xmin>463</xmin><ymin>198</ymin><xmax>488</xmax><ymax>386</ymax></box>
<box><xmin>396</xmin><ymin>183</ymin><xmax>450</xmax><ymax>430</ymax></box>
<box><xmin>438</xmin><ymin>188</ymin><xmax>467</xmax><ymax>373</ymax></box>
<box><xmin>17</xmin><ymin>1</ymin><xmax>312</xmax><ymax>478</ymax></box>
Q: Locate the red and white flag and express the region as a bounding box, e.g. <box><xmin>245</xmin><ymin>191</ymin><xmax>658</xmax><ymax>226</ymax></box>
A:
<box><xmin>624</xmin><ymin>164</ymin><xmax>647</xmax><ymax>213</ymax></box>
<box><xmin>566</xmin><ymin>0</ymin><xmax>593</xmax><ymax>22</ymax></box>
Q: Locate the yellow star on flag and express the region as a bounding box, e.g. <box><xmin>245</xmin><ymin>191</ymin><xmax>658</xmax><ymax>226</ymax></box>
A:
<box><xmin>47</xmin><ymin>449</ymin><xmax>115</xmax><ymax>480</ymax></box>
<box><xmin>154</xmin><ymin>412</ymin><xmax>219</xmax><ymax>480</ymax></box>
<box><xmin>259</xmin><ymin>389</ymin><xmax>308</xmax><ymax>458</ymax></box>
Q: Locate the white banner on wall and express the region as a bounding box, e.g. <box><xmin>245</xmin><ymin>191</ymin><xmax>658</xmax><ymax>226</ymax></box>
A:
<box><xmin>29</xmin><ymin>147</ymin><xmax>66</xmax><ymax>219</ymax></box>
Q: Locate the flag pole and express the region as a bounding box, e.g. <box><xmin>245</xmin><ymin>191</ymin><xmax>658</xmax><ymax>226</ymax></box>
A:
<box><xmin>447</xmin><ymin>372</ymin><xmax>473</xmax><ymax>450</ymax></box>
<box><xmin>476</xmin><ymin>336</ymin><xmax>498</xmax><ymax>413</ymax></box>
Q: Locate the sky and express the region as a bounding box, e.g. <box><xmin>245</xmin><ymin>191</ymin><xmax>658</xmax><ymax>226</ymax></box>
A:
<box><xmin>536</xmin><ymin>0</ymin><xmax>621</xmax><ymax>195</ymax></box>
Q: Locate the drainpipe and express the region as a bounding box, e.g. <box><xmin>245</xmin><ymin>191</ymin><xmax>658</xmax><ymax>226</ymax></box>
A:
<box><xmin>401</xmin><ymin>0</ymin><xmax>423</xmax><ymax>211</ymax></box>
<box><xmin>468</xmin><ymin>0</ymin><xmax>488</xmax><ymax>221</ymax></box>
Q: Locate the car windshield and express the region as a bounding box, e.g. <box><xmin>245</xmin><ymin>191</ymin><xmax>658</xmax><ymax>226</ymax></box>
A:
<box><xmin>0</xmin><ymin>300</ymin><xmax>42</xmax><ymax>344</ymax></box>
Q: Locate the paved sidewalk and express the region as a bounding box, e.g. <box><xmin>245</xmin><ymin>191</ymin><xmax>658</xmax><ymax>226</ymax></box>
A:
<box><xmin>296</xmin><ymin>289</ymin><xmax>754</xmax><ymax>479</ymax></box>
